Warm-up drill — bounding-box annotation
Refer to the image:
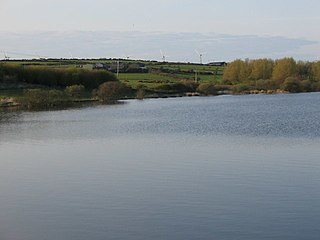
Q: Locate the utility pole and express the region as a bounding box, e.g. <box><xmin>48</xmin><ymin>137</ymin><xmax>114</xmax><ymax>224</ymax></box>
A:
<box><xmin>194</xmin><ymin>70</ymin><xmax>198</xmax><ymax>82</ymax></box>
<box><xmin>116</xmin><ymin>60</ymin><xmax>120</xmax><ymax>78</ymax></box>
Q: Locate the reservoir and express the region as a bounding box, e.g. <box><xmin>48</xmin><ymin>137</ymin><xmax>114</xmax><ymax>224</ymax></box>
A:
<box><xmin>0</xmin><ymin>93</ymin><xmax>320</xmax><ymax>240</ymax></box>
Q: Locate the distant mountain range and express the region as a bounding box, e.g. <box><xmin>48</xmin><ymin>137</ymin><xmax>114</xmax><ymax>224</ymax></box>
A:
<box><xmin>0</xmin><ymin>31</ymin><xmax>317</xmax><ymax>62</ymax></box>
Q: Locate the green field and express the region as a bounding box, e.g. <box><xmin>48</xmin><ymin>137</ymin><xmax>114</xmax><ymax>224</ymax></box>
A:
<box><xmin>119</xmin><ymin>72</ymin><xmax>222</xmax><ymax>89</ymax></box>
<box><xmin>120</xmin><ymin>73</ymin><xmax>180</xmax><ymax>89</ymax></box>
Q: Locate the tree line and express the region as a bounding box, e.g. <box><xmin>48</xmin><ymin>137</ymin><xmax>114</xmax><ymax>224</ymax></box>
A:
<box><xmin>17</xmin><ymin>82</ymin><xmax>132</xmax><ymax>109</ymax></box>
<box><xmin>0</xmin><ymin>64</ymin><xmax>117</xmax><ymax>89</ymax></box>
<box><xmin>223</xmin><ymin>58</ymin><xmax>320</xmax><ymax>93</ymax></box>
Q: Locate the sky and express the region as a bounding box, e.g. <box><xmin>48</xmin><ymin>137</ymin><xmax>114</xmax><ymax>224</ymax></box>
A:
<box><xmin>1</xmin><ymin>0</ymin><xmax>319</xmax><ymax>62</ymax></box>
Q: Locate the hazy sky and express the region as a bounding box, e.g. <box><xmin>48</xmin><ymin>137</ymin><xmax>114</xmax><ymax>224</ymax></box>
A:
<box><xmin>1</xmin><ymin>0</ymin><xmax>319</xmax><ymax>61</ymax></box>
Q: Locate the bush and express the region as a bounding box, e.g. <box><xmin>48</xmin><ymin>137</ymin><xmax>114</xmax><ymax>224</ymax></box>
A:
<box><xmin>155</xmin><ymin>81</ymin><xmax>200</xmax><ymax>93</ymax></box>
<box><xmin>281</xmin><ymin>77</ymin><xmax>302</xmax><ymax>93</ymax></box>
<box><xmin>255</xmin><ymin>79</ymin><xmax>280</xmax><ymax>90</ymax></box>
<box><xmin>196</xmin><ymin>83</ymin><xmax>217</xmax><ymax>95</ymax></box>
<box><xmin>313</xmin><ymin>81</ymin><xmax>320</xmax><ymax>91</ymax></box>
<box><xmin>96</xmin><ymin>82</ymin><xmax>129</xmax><ymax>103</ymax></box>
<box><xmin>48</xmin><ymin>89</ymin><xmax>70</xmax><ymax>106</ymax></box>
<box><xmin>65</xmin><ymin>84</ymin><xmax>85</xmax><ymax>99</ymax></box>
<box><xmin>136</xmin><ymin>88</ymin><xmax>145</xmax><ymax>100</ymax></box>
<box><xmin>182</xmin><ymin>80</ymin><xmax>199</xmax><ymax>92</ymax></box>
<box><xmin>231</xmin><ymin>83</ymin><xmax>252</xmax><ymax>94</ymax></box>
<box><xmin>19</xmin><ymin>89</ymin><xmax>71</xmax><ymax>109</ymax></box>
<box><xmin>155</xmin><ymin>83</ymin><xmax>188</xmax><ymax>93</ymax></box>
<box><xmin>0</xmin><ymin>65</ymin><xmax>4</xmax><ymax>82</ymax></box>
<box><xmin>214</xmin><ymin>85</ymin><xmax>232</xmax><ymax>93</ymax></box>
<box><xmin>22</xmin><ymin>89</ymin><xmax>49</xmax><ymax>108</ymax></box>
<box><xmin>301</xmin><ymin>80</ymin><xmax>312</xmax><ymax>92</ymax></box>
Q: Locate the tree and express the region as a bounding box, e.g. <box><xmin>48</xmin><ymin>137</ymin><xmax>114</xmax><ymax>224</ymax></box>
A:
<box><xmin>311</xmin><ymin>61</ymin><xmax>320</xmax><ymax>81</ymax></box>
<box><xmin>223</xmin><ymin>59</ymin><xmax>250</xmax><ymax>83</ymax></box>
<box><xmin>272</xmin><ymin>58</ymin><xmax>297</xmax><ymax>82</ymax></box>
<box><xmin>249</xmin><ymin>59</ymin><xmax>274</xmax><ymax>80</ymax></box>
<box><xmin>0</xmin><ymin>64</ymin><xmax>117</xmax><ymax>89</ymax></box>
<box><xmin>297</xmin><ymin>61</ymin><xmax>312</xmax><ymax>80</ymax></box>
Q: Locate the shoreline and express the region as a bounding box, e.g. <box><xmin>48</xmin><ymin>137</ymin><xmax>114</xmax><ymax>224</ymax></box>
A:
<box><xmin>0</xmin><ymin>89</ymin><xmax>307</xmax><ymax>111</ymax></box>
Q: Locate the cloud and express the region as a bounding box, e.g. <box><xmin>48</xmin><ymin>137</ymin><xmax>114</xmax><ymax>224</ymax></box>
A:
<box><xmin>0</xmin><ymin>31</ymin><xmax>317</xmax><ymax>62</ymax></box>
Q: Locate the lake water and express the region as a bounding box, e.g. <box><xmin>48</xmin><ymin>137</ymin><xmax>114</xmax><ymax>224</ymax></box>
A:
<box><xmin>0</xmin><ymin>93</ymin><xmax>320</xmax><ymax>240</ymax></box>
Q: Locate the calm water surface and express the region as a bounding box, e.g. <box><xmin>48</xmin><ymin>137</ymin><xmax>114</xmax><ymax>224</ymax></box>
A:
<box><xmin>0</xmin><ymin>93</ymin><xmax>320</xmax><ymax>240</ymax></box>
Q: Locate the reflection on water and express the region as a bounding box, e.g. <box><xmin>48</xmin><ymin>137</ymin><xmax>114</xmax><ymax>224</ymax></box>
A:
<box><xmin>0</xmin><ymin>93</ymin><xmax>320</xmax><ymax>240</ymax></box>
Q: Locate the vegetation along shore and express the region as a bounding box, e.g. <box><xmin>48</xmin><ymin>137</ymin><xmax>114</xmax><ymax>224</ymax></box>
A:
<box><xmin>1</xmin><ymin>57</ymin><xmax>320</xmax><ymax>109</ymax></box>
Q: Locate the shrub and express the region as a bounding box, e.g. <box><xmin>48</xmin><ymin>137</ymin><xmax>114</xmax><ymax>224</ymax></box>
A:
<box><xmin>48</xmin><ymin>89</ymin><xmax>70</xmax><ymax>106</ymax></box>
<box><xmin>155</xmin><ymin>83</ymin><xmax>188</xmax><ymax>93</ymax></box>
<box><xmin>0</xmin><ymin>65</ymin><xmax>4</xmax><ymax>82</ymax></box>
<box><xmin>136</xmin><ymin>88</ymin><xmax>145</xmax><ymax>100</ymax></box>
<box><xmin>281</xmin><ymin>77</ymin><xmax>302</xmax><ymax>93</ymax></box>
<box><xmin>155</xmin><ymin>81</ymin><xmax>200</xmax><ymax>93</ymax></box>
<box><xmin>96</xmin><ymin>82</ymin><xmax>129</xmax><ymax>103</ymax></box>
<box><xmin>313</xmin><ymin>81</ymin><xmax>320</xmax><ymax>91</ymax></box>
<box><xmin>214</xmin><ymin>85</ymin><xmax>232</xmax><ymax>93</ymax></box>
<box><xmin>301</xmin><ymin>80</ymin><xmax>312</xmax><ymax>92</ymax></box>
<box><xmin>91</xmin><ymin>89</ymin><xmax>98</xmax><ymax>98</ymax></box>
<box><xmin>182</xmin><ymin>80</ymin><xmax>199</xmax><ymax>92</ymax></box>
<box><xmin>22</xmin><ymin>89</ymin><xmax>49</xmax><ymax>108</ymax></box>
<box><xmin>65</xmin><ymin>84</ymin><xmax>85</xmax><ymax>99</ymax></box>
<box><xmin>19</xmin><ymin>89</ymin><xmax>71</xmax><ymax>109</ymax></box>
<box><xmin>196</xmin><ymin>83</ymin><xmax>217</xmax><ymax>95</ymax></box>
<box><xmin>255</xmin><ymin>79</ymin><xmax>280</xmax><ymax>90</ymax></box>
<box><xmin>231</xmin><ymin>83</ymin><xmax>252</xmax><ymax>94</ymax></box>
